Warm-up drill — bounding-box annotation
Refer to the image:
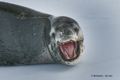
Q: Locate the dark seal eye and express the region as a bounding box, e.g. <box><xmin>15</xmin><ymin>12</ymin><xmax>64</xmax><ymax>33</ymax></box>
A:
<box><xmin>52</xmin><ymin>33</ymin><xmax>55</xmax><ymax>39</ymax></box>
<box><xmin>74</xmin><ymin>28</ymin><xmax>78</xmax><ymax>32</ymax></box>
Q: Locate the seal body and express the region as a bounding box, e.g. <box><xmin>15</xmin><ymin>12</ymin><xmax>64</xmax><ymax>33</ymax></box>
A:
<box><xmin>0</xmin><ymin>2</ymin><xmax>55</xmax><ymax>65</ymax></box>
<box><xmin>0</xmin><ymin>2</ymin><xmax>84</xmax><ymax>65</ymax></box>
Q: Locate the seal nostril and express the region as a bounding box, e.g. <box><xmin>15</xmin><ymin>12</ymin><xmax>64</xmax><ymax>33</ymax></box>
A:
<box><xmin>74</xmin><ymin>28</ymin><xmax>78</xmax><ymax>32</ymax></box>
<box><xmin>52</xmin><ymin>33</ymin><xmax>55</xmax><ymax>39</ymax></box>
<box><xmin>57</xmin><ymin>41</ymin><xmax>60</xmax><ymax>45</ymax></box>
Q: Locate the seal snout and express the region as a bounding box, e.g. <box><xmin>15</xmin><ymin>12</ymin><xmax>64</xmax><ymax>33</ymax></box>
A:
<box><xmin>61</xmin><ymin>28</ymin><xmax>74</xmax><ymax>36</ymax></box>
<box><xmin>55</xmin><ymin>28</ymin><xmax>78</xmax><ymax>43</ymax></box>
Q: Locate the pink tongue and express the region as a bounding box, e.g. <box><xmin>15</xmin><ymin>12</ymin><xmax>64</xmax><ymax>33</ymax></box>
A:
<box><xmin>60</xmin><ymin>41</ymin><xmax>75</xmax><ymax>58</ymax></box>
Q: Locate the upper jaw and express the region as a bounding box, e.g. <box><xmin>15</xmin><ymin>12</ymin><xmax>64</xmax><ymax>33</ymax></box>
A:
<box><xmin>57</xmin><ymin>39</ymin><xmax>76</xmax><ymax>46</ymax></box>
<box><xmin>56</xmin><ymin>35</ymin><xmax>78</xmax><ymax>46</ymax></box>
<box><xmin>55</xmin><ymin>32</ymin><xmax>78</xmax><ymax>42</ymax></box>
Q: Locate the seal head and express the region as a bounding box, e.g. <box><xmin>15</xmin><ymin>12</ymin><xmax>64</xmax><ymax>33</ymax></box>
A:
<box><xmin>49</xmin><ymin>16</ymin><xmax>84</xmax><ymax>65</ymax></box>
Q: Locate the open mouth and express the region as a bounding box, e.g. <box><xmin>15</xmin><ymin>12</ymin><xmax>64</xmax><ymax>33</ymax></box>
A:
<box><xmin>59</xmin><ymin>41</ymin><xmax>80</xmax><ymax>61</ymax></box>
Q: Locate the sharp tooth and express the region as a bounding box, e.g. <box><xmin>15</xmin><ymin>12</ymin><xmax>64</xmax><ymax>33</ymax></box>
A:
<box><xmin>64</xmin><ymin>52</ymin><xmax>70</xmax><ymax>59</ymax></box>
<box><xmin>70</xmin><ymin>40</ymin><xmax>73</xmax><ymax>42</ymax></box>
<box><xmin>74</xmin><ymin>48</ymin><xmax>77</xmax><ymax>58</ymax></box>
<box><xmin>67</xmin><ymin>57</ymin><xmax>70</xmax><ymax>59</ymax></box>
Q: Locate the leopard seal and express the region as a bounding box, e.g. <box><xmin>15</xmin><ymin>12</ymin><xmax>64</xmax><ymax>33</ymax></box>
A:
<box><xmin>0</xmin><ymin>2</ymin><xmax>84</xmax><ymax>65</ymax></box>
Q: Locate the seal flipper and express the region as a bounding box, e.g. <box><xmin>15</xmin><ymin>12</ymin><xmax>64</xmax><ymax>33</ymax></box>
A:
<box><xmin>0</xmin><ymin>1</ymin><xmax>51</xmax><ymax>19</ymax></box>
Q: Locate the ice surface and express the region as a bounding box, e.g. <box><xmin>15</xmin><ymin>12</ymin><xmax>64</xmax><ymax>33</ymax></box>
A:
<box><xmin>0</xmin><ymin>0</ymin><xmax>120</xmax><ymax>80</ymax></box>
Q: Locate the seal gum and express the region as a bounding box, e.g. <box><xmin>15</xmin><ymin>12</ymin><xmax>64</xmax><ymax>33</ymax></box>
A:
<box><xmin>60</xmin><ymin>41</ymin><xmax>77</xmax><ymax>59</ymax></box>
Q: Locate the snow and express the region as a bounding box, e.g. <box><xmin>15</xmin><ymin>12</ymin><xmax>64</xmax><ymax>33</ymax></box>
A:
<box><xmin>0</xmin><ymin>0</ymin><xmax>120</xmax><ymax>80</ymax></box>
